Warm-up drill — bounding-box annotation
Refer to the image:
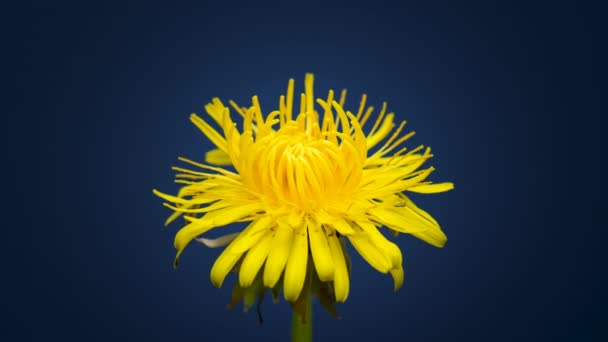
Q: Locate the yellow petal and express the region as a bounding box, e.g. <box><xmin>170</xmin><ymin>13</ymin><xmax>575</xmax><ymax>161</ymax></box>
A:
<box><xmin>328</xmin><ymin>234</ymin><xmax>349</xmax><ymax>302</ymax></box>
<box><xmin>407</xmin><ymin>182</ymin><xmax>454</xmax><ymax>194</ymax></box>
<box><xmin>173</xmin><ymin>202</ymin><xmax>261</xmax><ymax>266</ymax></box>
<box><xmin>239</xmin><ymin>232</ymin><xmax>272</xmax><ymax>287</ymax></box>
<box><xmin>210</xmin><ymin>246</ymin><xmax>243</xmax><ymax>288</ymax></box>
<box><xmin>366</xmin><ymin>113</ymin><xmax>394</xmax><ymax>149</ymax></box>
<box><xmin>347</xmin><ymin>234</ymin><xmax>391</xmax><ymax>273</ymax></box>
<box><xmin>172</xmin><ymin>220</ymin><xmax>212</xmax><ymax>267</ymax></box>
<box><xmin>263</xmin><ymin>225</ymin><xmax>294</xmax><ymax>288</ymax></box>
<box><xmin>399</xmin><ymin>197</ymin><xmax>447</xmax><ymax>247</ymax></box>
<box><xmin>208</xmin><ymin>218</ymin><xmax>274</xmax><ymax>288</ymax></box>
<box><xmin>390</xmin><ymin>266</ymin><xmax>404</xmax><ymax>291</ymax></box>
<box><xmin>163</xmin><ymin>210</ymin><xmax>184</xmax><ymax>226</ymax></box>
<box><xmin>368</xmin><ymin>207</ymin><xmax>428</xmax><ymax>233</ymax></box>
<box><xmin>315</xmin><ymin>211</ymin><xmax>355</xmax><ymax>235</ymax></box>
<box><xmin>204</xmin><ymin>98</ymin><xmax>227</xmax><ymax>126</ymax></box>
<box><xmin>393</xmin><ymin>147</ymin><xmax>432</xmax><ymax>177</ymax></box>
<box><xmin>162</xmin><ymin>198</ymin><xmax>238</xmax><ymax>214</ymax></box>
<box><xmin>205</xmin><ymin>148</ymin><xmax>232</xmax><ymax>166</ymax></box>
<box><xmin>410</xmin><ymin>225</ymin><xmax>447</xmax><ymax>247</ymax></box>
<box><xmin>304</xmin><ymin>73</ymin><xmax>315</xmax><ymax>114</ymax></box>
<box><xmin>227</xmin><ymin>216</ymin><xmax>274</xmax><ymax>254</ymax></box>
<box><xmin>357</xmin><ymin>221</ymin><xmax>402</xmax><ymax>267</ymax></box>
<box><xmin>283</xmin><ymin>226</ymin><xmax>308</xmax><ymax>302</ymax></box>
<box><xmin>204</xmin><ymin>202</ymin><xmax>262</xmax><ymax>227</ymax></box>
<box><xmin>152</xmin><ymin>189</ymin><xmax>190</xmax><ymax>205</ymax></box>
<box><xmin>307</xmin><ymin>217</ymin><xmax>335</xmax><ymax>282</ymax></box>
<box><xmin>285</xmin><ymin>78</ymin><xmax>295</xmax><ymax>121</ymax></box>
<box><xmin>400</xmin><ymin>195</ymin><xmax>439</xmax><ymax>225</ymax></box>
<box><xmin>372</xmin><ymin>167</ymin><xmax>434</xmax><ymax>195</ymax></box>
<box><xmin>190</xmin><ymin>114</ymin><xmax>228</xmax><ymax>152</ymax></box>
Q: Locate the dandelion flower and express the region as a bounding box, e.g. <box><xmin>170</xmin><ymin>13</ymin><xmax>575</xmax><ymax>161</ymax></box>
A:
<box><xmin>154</xmin><ymin>74</ymin><xmax>453</xmax><ymax>317</ymax></box>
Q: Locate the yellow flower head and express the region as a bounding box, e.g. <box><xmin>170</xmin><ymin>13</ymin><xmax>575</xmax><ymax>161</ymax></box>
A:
<box><xmin>154</xmin><ymin>74</ymin><xmax>453</xmax><ymax>306</ymax></box>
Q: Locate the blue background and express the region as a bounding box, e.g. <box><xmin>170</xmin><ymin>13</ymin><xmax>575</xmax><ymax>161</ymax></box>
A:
<box><xmin>9</xmin><ymin>1</ymin><xmax>605</xmax><ymax>341</ymax></box>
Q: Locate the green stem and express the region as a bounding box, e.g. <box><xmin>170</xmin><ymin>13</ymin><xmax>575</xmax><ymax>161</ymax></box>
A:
<box><xmin>291</xmin><ymin>294</ymin><xmax>312</xmax><ymax>342</ymax></box>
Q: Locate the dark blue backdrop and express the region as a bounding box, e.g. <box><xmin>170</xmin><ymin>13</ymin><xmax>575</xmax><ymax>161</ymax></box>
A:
<box><xmin>9</xmin><ymin>1</ymin><xmax>605</xmax><ymax>341</ymax></box>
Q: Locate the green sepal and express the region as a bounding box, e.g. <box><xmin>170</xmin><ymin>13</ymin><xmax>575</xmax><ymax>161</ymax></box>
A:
<box><xmin>316</xmin><ymin>281</ymin><xmax>338</xmax><ymax>318</ymax></box>
<box><xmin>243</xmin><ymin>269</ymin><xmax>264</xmax><ymax>312</ymax></box>
<box><xmin>271</xmin><ymin>274</ymin><xmax>284</xmax><ymax>303</ymax></box>
<box><xmin>227</xmin><ymin>282</ymin><xmax>245</xmax><ymax>310</ymax></box>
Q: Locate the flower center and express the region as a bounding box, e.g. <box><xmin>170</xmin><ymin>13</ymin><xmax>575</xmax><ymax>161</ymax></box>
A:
<box><xmin>244</xmin><ymin>122</ymin><xmax>363</xmax><ymax>212</ymax></box>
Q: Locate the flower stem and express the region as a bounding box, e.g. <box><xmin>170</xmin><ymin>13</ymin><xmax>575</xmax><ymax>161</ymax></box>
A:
<box><xmin>291</xmin><ymin>294</ymin><xmax>312</xmax><ymax>342</ymax></box>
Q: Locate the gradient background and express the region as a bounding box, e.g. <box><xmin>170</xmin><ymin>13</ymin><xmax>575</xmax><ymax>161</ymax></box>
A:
<box><xmin>9</xmin><ymin>1</ymin><xmax>605</xmax><ymax>341</ymax></box>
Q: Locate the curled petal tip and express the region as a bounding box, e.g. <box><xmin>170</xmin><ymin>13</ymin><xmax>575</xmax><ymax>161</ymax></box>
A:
<box><xmin>390</xmin><ymin>267</ymin><xmax>404</xmax><ymax>291</ymax></box>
